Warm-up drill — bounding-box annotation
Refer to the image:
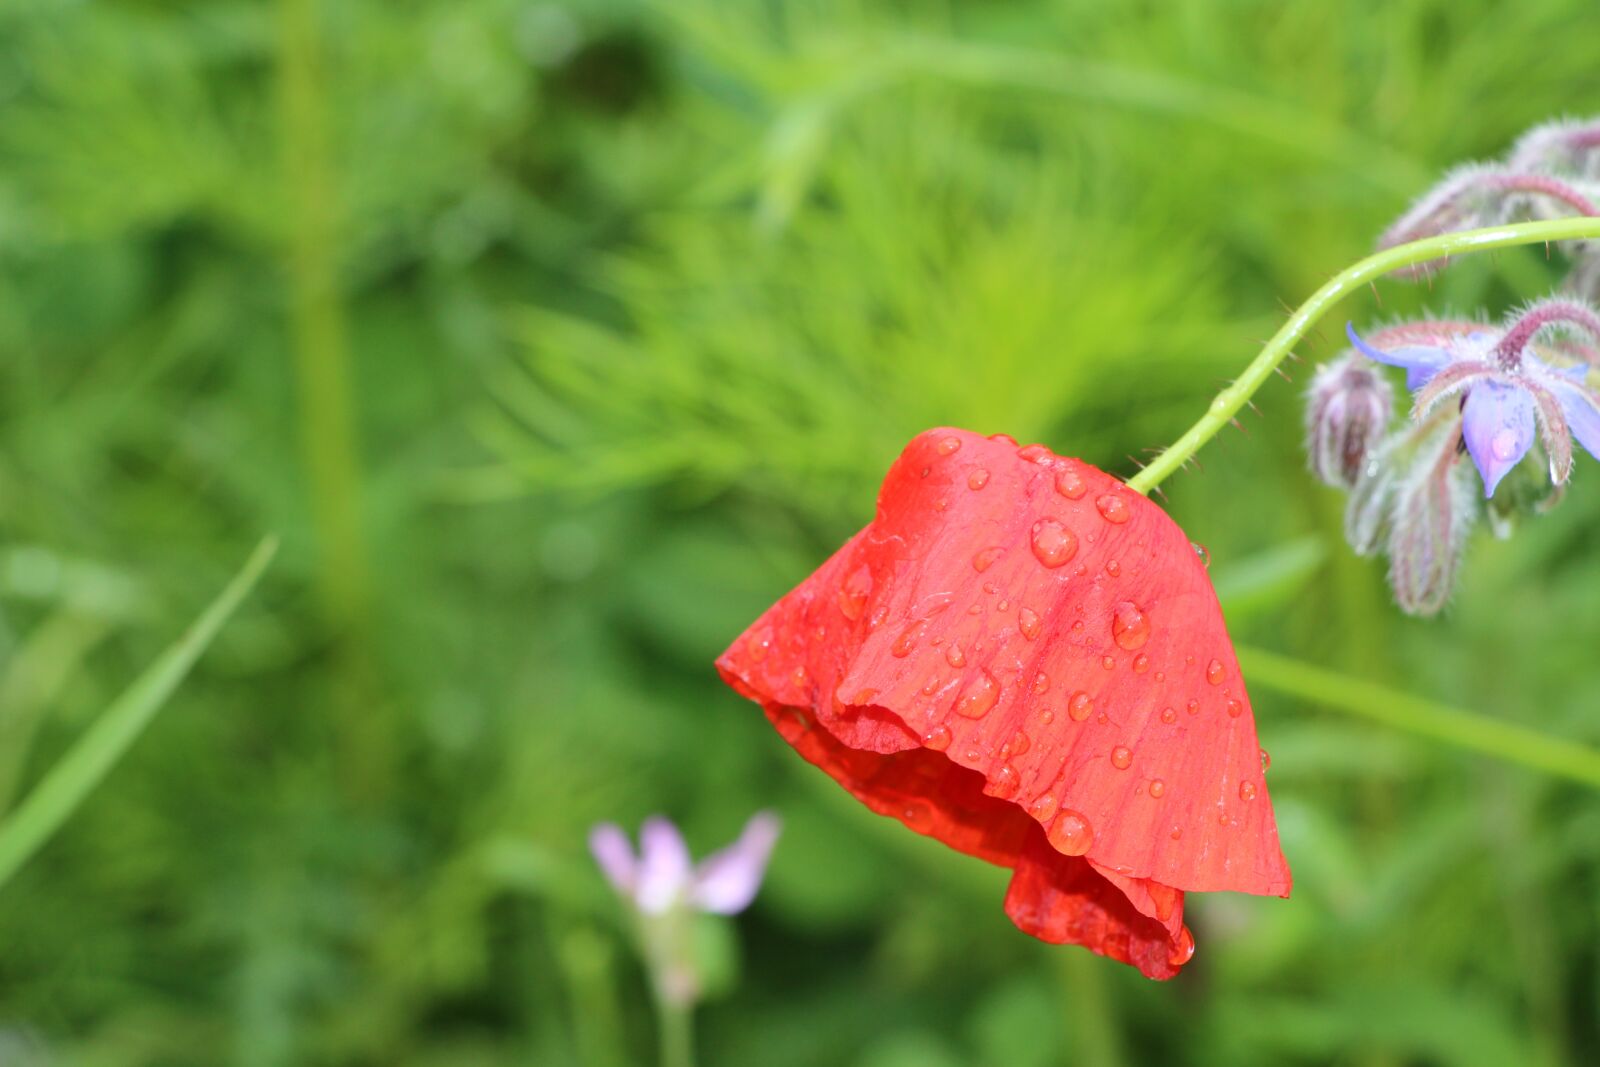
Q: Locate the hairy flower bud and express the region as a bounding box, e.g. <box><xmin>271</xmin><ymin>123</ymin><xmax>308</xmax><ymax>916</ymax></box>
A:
<box><xmin>1306</xmin><ymin>353</ymin><xmax>1394</xmax><ymax>489</ymax></box>
<box><xmin>1386</xmin><ymin>418</ymin><xmax>1479</xmax><ymax>616</ymax></box>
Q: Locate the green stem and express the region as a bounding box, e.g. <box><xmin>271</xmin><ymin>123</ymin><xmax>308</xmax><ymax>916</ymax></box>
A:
<box><xmin>654</xmin><ymin>989</ymin><xmax>695</xmax><ymax>1067</ymax></box>
<box><xmin>1128</xmin><ymin>217</ymin><xmax>1600</xmax><ymax>495</ymax></box>
<box><xmin>1237</xmin><ymin>645</ymin><xmax>1600</xmax><ymax>789</ymax></box>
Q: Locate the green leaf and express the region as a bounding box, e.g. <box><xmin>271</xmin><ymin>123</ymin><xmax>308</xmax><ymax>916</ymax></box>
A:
<box><xmin>0</xmin><ymin>537</ymin><xmax>278</xmax><ymax>890</ymax></box>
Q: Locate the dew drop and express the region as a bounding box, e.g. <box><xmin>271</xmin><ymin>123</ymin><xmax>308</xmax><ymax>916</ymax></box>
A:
<box><xmin>1490</xmin><ymin>427</ymin><xmax>1520</xmax><ymax>461</ymax></box>
<box><xmin>1239</xmin><ymin>780</ymin><xmax>1257</xmax><ymax>801</ymax></box>
<box><xmin>1096</xmin><ymin>712</ymin><xmax>1108</xmax><ymax>724</ymax></box>
<box><xmin>1105</xmin><ymin>559</ymin><xmax>1121</xmax><ymax>577</ymax></box>
<box><xmin>1047</xmin><ymin>810</ymin><xmax>1094</xmax><ymax>856</ymax></box>
<box><xmin>1032</xmin><ymin>672</ymin><xmax>1050</xmax><ymax>695</ymax></box>
<box><xmin>1132</xmin><ymin>653</ymin><xmax>1150</xmax><ymax>674</ymax></box>
<box><xmin>1111</xmin><ymin>745</ymin><xmax>1133</xmax><ymax>770</ymax></box>
<box><xmin>968</xmin><ymin>468</ymin><xmax>991</xmax><ymax>490</ymax></box>
<box><xmin>972</xmin><ymin>547</ymin><xmax>1005</xmax><ymax>572</ymax></box>
<box><xmin>967</xmin><ymin>603</ymin><xmax>982</xmax><ymax>615</ymax></box>
<box><xmin>1186</xmin><ymin>698</ymin><xmax>1200</xmax><ymax>715</ymax></box>
<box><xmin>936</xmin><ymin>436</ymin><xmax>962</xmax><ymax>456</ymax></box>
<box><xmin>946</xmin><ymin>643</ymin><xmax>967</xmax><ymax>668</ymax></box>
<box><xmin>1095</xmin><ymin>493</ymin><xmax>1131</xmax><ymax>524</ymax></box>
<box><xmin>1260</xmin><ymin>748</ymin><xmax>1272</xmax><ymax>772</ymax></box>
<box><xmin>921</xmin><ymin>675</ymin><xmax>939</xmax><ymax>696</ymax></box>
<box><xmin>989</xmin><ymin>432</ymin><xmax>1019</xmax><ymax>445</ymax></box>
<box><xmin>922</xmin><ymin>725</ymin><xmax>952</xmax><ymax>750</ymax></box>
<box><xmin>1028</xmin><ymin>793</ymin><xmax>1058</xmax><ymax>822</ymax></box>
<box><xmin>1101</xmin><ymin>655</ymin><xmax>1116</xmax><ymax>670</ymax></box>
<box><xmin>1167</xmin><ymin>925</ymin><xmax>1196</xmax><ymax>968</ymax></box>
<box><xmin>990</xmin><ymin>763</ymin><xmax>1021</xmax><ymax>798</ymax></box>
<box><xmin>954</xmin><ymin>668</ymin><xmax>1000</xmax><ymax>719</ymax></box>
<box><xmin>851</xmin><ymin>687</ymin><xmax>879</xmax><ymax>706</ymax></box>
<box><xmin>891</xmin><ymin>621</ymin><xmax>924</xmax><ymax>658</ymax></box>
<box><xmin>997</xmin><ymin>598</ymin><xmax>1010</xmax><ymax>612</ymax></box>
<box><xmin>934</xmin><ymin>498</ymin><xmax>949</xmax><ymax>512</ymax></box>
<box><xmin>746</xmin><ymin>630</ymin><xmax>772</xmax><ymax>662</ymax></box>
<box><xmin>1111</xmin><ymin>601</ymin><xmax>1151</xmax><ymax>651</ymax></box>
<box><xmin>1068</xmin><ymin>692</ymin><xmax>1093</xmax><ymax>721</ymax></box>
<box><xmin>1019</xmin><ymin>607</ymin><xmax>1042</xmax><ymax>641</ymax></box>
<box><xmin>837</xmin><ymin>565</ymin><xmax>872</xmax><ymax>620</ymax></box>
<box><xmin>1148</xmin><ymin>778</ymin><xmax>1166</xmax><ymax>799</ymax></box>
<box><xmin>1017</xmin><ymin>444</ymin><xmax>1050</xmax><ymax>463</ymax></box>
<box><xmin>790</xmin><ymin>666</ymin><xmax>809</xmax><ymax>690</ymax></box>
<box><xmin>1191</xmin><ymin>542</ymin><xmax>1211</xmax><ymax>569</ymax></box>
<box><xmin>1206</xmin><ymin>659</ymin><xmax>1225</xmax><ymax>685</ymax></box>
<box><xmin>1039</xmin><ymin>708</ymin><xmax>1056</xmax><ymax>725</ymax></box>
<box><xmin>1055</xmin><ymin>468</ymin><xmax>1087</xmax><ymax>499</ymax></box>
<box><xmin>1160</xmin><ymin>706</ymin><xmax>1177</xmax><ymax>724</ymax></box>
<box><xmin>1170</xmin><ymin>827</ymin><xmax>1183</xmax><ymax>841</ymax></box>
<box><xmin>1009</xmin><ymin>730</ymin><xmax>1031</xmax><ymax>756</ymax></box>
<box><xmin>902</xmin><ymin>802</ymin><xmax>932</xmax><ymax>831</ymax></box>
<box><xmin>1226</xmin><ymin>698</ymin><xmax>1243</xmax><ymax>718</ymax></box>
<box><xmin>1155</xmin><ymin>671</ymin><xmax>1165</xmax><ymax>683</ymax></box>
<box><xmin>1030</xmin><ymin>518</ymin><xmax>1079</xmax><ymax>568</ymax></box>
<box><xmin>919</xmin><ymin>466</ymin><xmax>931</xmax><ymax>478</ymax></box>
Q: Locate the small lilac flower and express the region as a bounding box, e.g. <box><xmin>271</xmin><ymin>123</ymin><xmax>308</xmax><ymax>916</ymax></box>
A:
<box><xmin>1305</xmin><ymin>352</ymin><xmax>1394</xmax><ymax>488</ymax></box>
<box><xmin>589</xmin><ymin>812</ymin><xmax>781</xmax><ymax>916</ymax></box>
<box><xmin>1347</xmin><ymin>299</ymin><xmax>1600</xmax><ymax>497</ymax></box>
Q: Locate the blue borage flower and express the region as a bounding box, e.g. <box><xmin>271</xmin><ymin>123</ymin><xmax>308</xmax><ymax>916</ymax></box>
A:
<box><xmin>1347</xmin><ymin>300</ymin><xmax>1600</xmax><ymax>497</ymax></box>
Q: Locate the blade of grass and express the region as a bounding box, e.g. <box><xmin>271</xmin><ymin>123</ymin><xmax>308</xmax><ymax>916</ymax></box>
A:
<box><xmin>0</xmin><ymin>536</ymin><xmax>278</xmax><ymax>890</ymax></box>
<box><xmin>1239</xmin><ymin>645</ymin><xmax>1600</xmax><ymax>789</ymax></box>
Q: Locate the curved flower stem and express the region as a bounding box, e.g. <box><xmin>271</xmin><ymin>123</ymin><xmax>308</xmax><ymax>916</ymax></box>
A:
<box><xmin>1127</xmin><ymin>217</ymin><xmax>1600</xmax><ymax>495</ymax></box>
<box><xmin>1238</xmin><ymin>646</ymin><xmax>1600</xmax><ymax>789</ymax></box>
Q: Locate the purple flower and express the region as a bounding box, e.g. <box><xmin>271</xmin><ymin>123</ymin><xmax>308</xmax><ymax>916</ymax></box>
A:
<box><xmin>1305</xmin><ymin>352</ymin><xmax>1394</xmax><ymax>488</ymax></box>
<box><xmin>1347</xmin><ymin>300</ymin><xmax>1600</xmax><ymax>497</ymax></box>
<box><xmin>589</xmin><ymin>812</ymin><xmax>781</xmax><ymax>916</ymax></box>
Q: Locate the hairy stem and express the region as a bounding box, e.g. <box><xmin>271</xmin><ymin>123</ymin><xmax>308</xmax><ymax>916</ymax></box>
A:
<box><xmin>1128</xmin><ymin>217</ymin><xmax>1600</xmax><ymax>495</ymax></box>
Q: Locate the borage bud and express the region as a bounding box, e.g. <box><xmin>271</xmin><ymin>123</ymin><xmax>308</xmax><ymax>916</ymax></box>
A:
<box><xmin>1305</xmin><ymin>352</ymin><xmax>1394</xmax><ymax>489</ymax></box>
<box><xmin>1385</xmin><ymin>413</ymin><xmax>1479</xmax><ymax>616</ymax></box>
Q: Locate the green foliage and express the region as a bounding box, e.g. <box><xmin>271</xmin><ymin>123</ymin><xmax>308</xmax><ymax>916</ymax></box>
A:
<box><xmin>3</xmin><ymin>0</ymin><xmax>1600</xmax><ymax>1064</ymax></box>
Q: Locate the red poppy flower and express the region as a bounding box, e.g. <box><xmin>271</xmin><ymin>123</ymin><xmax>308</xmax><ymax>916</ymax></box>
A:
<box><xmin>716</xmin><ymin>428</ymin><xmax>1290</xmax><ymax>978</ymax></box>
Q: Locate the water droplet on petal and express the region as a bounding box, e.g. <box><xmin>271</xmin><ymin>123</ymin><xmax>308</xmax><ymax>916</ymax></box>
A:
<box><xmin>1191</xmin><ymin>542</ymin><xmax>1211</xmax><ymax>569</ymax></box>
<box><xmin>1161</xmin><ymin>706</ymin><xmax>1177</xmax><ymax>724</ymax></box>
<box><xmin>1019</xmin><ymin>607</ymin><xmax>1042</xmax><ymax>640</ymax></box>
<box><xmin>1239</xmin><ymin>780</ymin><xmax>1257</xmax><ymax>801</ymax></box>
<box><xmin>1491</xmin><ymin>427</ymin><xmax>1520</xmax><ymax>461</ymax></box>
<box><xmin>1167</xmin><ymin>925</ymin><xmax>1196</xmax><ymax>967</ymax></box>
<box><xmin>1068</xmin><ymin>692</ymin><xmax>1093</xmax><ymax>721</ymax></box>
<box><xmin>1260</xmin><ymin>748</ymin><xmax>1272</xmax><ymax>772</ymax></box>
<box><xmin>1111</xmin><ymin>602</ymin><xmax>1150</xmax><ymax>651</ymax></box>
<box><xmin>891</xmin><ymin>621</ymin><xmax>925</xmax><ymax>657</ymax></box>
<box><xmin>972</xmin><ymin>547</ymin><xmax>1005</xmax><ymax>572</ymax></box>
<box><xmin>954</xmin><ymin>668</ymin><xmax>1000</xmax><ymax>719</ymax></box>
<box><xmin>921</xmin><ymin>675</ymin><xmax>939</xmax><ymax>696</ymax></box>
<box><xmin>1226</xmin><ymin>698</ymin><xmax>1242</xmax><ymax>718</ymax></box>
<box><xmin>989</xmin><ymin>432</ymin><xmax>1019</xmax><ymax>445</ymax></box>
<box><xmin>902</xmin><ymin>802</ymin><xmax>932</xmax><ymax>831</ymax></box>
<box><xmin>1047</xmin><ymin>810</ymin><xmax>1094</xmax><ymax>856</ymax></box>
<box><xmin>1032</xmin><ymin>672</ymin><xmax>1049</xmax><ymax>695</ymax></box>
<box><xmin>996</xmin><ymin>598</ymin><xmax>1010</xmax><ymax>612</ymax></box>
<box><xmin>1105</xmin><ymin>559</ymin><xmax>1121</xmax><ymax>577</ymax></box>
<box><xmin>936</xmin><ymin>436</ymin><xmax>963</xmax><ymax>456</ymax></box>
<box><xmin>1095</xmin><ymin>493</ymin><xmax>1131</xmax><ymax>524</ymax></box>
<box><xmin>990</xmin><ymin>763</ymin><xmax>1021</xmax><ymax>798</ymax></box>
<box><xmin>1186</xmin><ymin>698</ymin><xmax>1200</xmax><ymax>715</ymax></box>
<box><xmin>1206</xmin><ymin>659</ymin><xmax>1225</xmax><ymax>685</ymax></box>
<box><xmin>946</xmin><ymin>643</ymin><xmax>967</xmax><ymax>668</ymax></box>
<box><xmin>837</xmin><ymin>565</ymin><xmax>872</xmax><ymax>620</ymax></box>
<box><xmin>1030</xmin><ymin>519</ymin><xmax>1079</xmax><ymax>568</ymax></box>
<box><xmin>1039</xmin><ymin>708</ymin><xmax>1055</xmax><ymax>725</ymax></box>
<box><xmin>1055</xmin><ymin>469</ymin><xmax>1087</xmax><ymax>499</ymax></box>
<box><xmin>1155</xmin><ymin>671</ymin><xmax>1165</xmax><ymax>683</ymax></box>
<box><xmin>1017</xmin><ymin>444</ymin><xmax>1050</xmax><ymax>463</ymax></box>
<box><xmin>1170</xmin><ymin>827</ymin><xmax>1182</xmax><ymax>841</ymax></box>
<box><xmin>1101</xmin><ymin>655</ymin><xmax>1116</xmax><ymax>670</ymax></box>
<box><xmin>1132</xmin><ymin>653</ymin><xmax>1150</xmax><ymax>673</ymax></box>
<box><xmin>851</xmin><ymin>687</ymin><xmax>879</xmax><ymax>706</ymax></box>
<box><xmin>968</xmin><ymin>468</ymin><xmax>991</xmax><ymax>490</ymax></box>
<box><xmin>1111</xmin><ymin>746</ymin><xmax>1133</xmax><ymax>770</ymax></box>
<box><xmin>1148</xmin><ymin>778</ymin><xmax>1166</xmax><ymax>799</ymax></box>
<box><xmin>1028</xmin><ymin>793</ymin><xmax>1058</xmax><ymax>822</ymax></box>
<box><xmin>1008</xmin><ymin>730</ymin><xmax>1031</xmax><ymax>756</ymax></box>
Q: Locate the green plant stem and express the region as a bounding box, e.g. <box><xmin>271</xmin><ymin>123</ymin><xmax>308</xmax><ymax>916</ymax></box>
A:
<box><xmin>0</xmin><ymin>538</ymin><xmax>278</xmax><ymax>890</ymax></box>
<box><xmin>1128</xmin><ymin>217</ymin><xmax>1600</xmax><ymax>495</ymax></box>
<box><xmin>1238</xmin><ymin>645</ymin><xmax>1600</xmax><ymax>789</ymax></box>
<box><xmin>654</xmin><ymin>990</ymin><xmax>695</xmax><ymax>1067</ymax></box>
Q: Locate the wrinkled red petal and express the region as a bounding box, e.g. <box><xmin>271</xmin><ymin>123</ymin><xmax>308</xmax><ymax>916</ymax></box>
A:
<box><xmin>717</xmin><ymin>429</ymin><xmax>1290</xmax><ymax>978</ymax></box>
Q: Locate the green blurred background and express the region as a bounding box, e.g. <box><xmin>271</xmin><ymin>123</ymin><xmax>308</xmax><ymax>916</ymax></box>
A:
<box><xmin>4</xmin><ymin>1</ymin><xmax>1600</xmax><ymax>1064</ymax></box>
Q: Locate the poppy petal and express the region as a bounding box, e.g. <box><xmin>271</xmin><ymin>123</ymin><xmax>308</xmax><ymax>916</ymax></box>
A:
<box><xmin>717</xmin><ymin>429</ymin><xmax>1290</xmax><ymax>978</ymax></box>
